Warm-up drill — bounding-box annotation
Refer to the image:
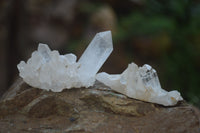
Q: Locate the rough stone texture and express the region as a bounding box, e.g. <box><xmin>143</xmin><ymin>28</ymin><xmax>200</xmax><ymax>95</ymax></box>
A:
<box><xmin>0</xmin><ymin>78</ymin><xmax>200</xmax><ymax>133</ymax></box>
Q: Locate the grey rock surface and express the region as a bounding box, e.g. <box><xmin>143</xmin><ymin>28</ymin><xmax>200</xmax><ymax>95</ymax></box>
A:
<box><xmin>0</xmin><ymin>78</ymin><xmax>200</xmax><ymax>133</ymax></box>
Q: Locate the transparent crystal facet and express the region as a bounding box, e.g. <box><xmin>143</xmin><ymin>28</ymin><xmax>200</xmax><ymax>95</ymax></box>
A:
<box><xmin>139</xmin><ymin>64</ymin><xmax>161</xmax><ymax>90</ymax></box>
<box><xmin>78</xmin><ymin>31</ymin><xmax>113</xmax><ymax>86</ymax></box>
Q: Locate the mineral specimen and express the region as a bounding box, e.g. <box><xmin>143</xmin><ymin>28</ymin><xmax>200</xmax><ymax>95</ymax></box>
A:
<box><xmin>17</xmin><ymin>31</ymin><xmax>113</xmax><ymax>92</ymax></box>
<box><xmin>17</xmin><ymin>30</ymin><xmax>183</xmax><ymax>106</ymax></box>
<box><xmin>78</xmin><ymin>31</ymin><xmax>113</xmax><ymax>86</ymax></box>
<box><xmin>96</xmin><ymin>63</ymin><xmax>183</xmax><ymax>106</ymax></box>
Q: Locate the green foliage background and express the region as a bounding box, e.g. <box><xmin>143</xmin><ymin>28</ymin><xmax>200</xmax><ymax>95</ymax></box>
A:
<box><xmin>116</xmin><ymin>0</ymin><xmax>200</xmax><ymax>107</ymax></box>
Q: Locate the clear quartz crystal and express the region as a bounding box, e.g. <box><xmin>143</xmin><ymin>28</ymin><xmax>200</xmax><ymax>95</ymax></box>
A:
<box><xmin>78</xmin><ymin>31</ymin><xmax>113</xmax><ymax>86</ymax></box>
<box><xmin>38</xmin><ymin>44</ymin><xmax>51</xmax><ymax>62</ymax></box>
<box><xmin>18</xmin><ymin>43</ymin><xmax>81</xmax><ymax>92</ymax></box>
<box><xmin>139</xmin><ymin>64</ymin><xmax>161</xmax><ymax>90</ymax></box>
<box><xmin>17</xmin><ymin>31</ymin><xmax>113</xmax><ymax>92</ymax></box>
<box><xmin>96</xmin><ymin>63</ymin><xmax>183</xmax><ymax>106</ymax></box>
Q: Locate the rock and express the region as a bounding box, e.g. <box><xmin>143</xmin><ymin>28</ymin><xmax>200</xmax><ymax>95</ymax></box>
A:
<box><xmin>27</xmin><ymin>96</ymin><xmax>74</xmax><ymax>118</ymax></box>
<box><xmin>0</xmin><ymin>77</ymin><xmax>199</xmax><ymax>133</ymax></box>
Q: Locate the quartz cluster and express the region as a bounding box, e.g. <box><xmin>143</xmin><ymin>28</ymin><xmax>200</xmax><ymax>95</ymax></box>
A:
<box><xmin>17</xmin><ymin>30</ymin><xmax>183</xmax><ymax>106</ymax></box>
<box><xmin>96</xmin><ymin>63</ymin><xmax>183</xmax><ymax>106</ymax></box>
<box><xmin>17</xmin><ymin>31</ymin><xmax>113</xmax><ymax>92</ymax></box>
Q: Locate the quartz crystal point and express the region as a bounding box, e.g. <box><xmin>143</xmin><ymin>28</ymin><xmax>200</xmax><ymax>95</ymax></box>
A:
<box><xmin>78</xmin><ymin>31</ymin><xmax>113</xmax><ymax>86</ymax></box>
<box><xmin>17</xmin><ymin>31</ymin><xmax>113</xmax><ymax>92</ymax></box>
<box><xmin>96</xmin><ymin>63</ymin><xmax>183</xmax><ymax>106</ymax></box>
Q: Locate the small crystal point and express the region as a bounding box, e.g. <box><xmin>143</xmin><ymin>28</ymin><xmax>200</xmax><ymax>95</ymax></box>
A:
<box><xmin>38</xmin><ymin>43</ymin><xmax>51</xmax><ymax>62</ymax></box>
<box><xmin>78</xmin><ymin>31</ymin><xmax>113</xmax><ymax>86</ymax></box>
<box><xmin>139</xmin><ymin>64</ymin><xmax>161</xmax><ymax>90</ymax></box>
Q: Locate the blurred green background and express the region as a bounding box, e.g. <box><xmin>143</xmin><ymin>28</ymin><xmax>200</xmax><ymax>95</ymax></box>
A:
<box><xmin>0</xmin><ymin>0</ymin><xmax>199</xmax><ymax>107</ymax></box>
